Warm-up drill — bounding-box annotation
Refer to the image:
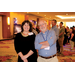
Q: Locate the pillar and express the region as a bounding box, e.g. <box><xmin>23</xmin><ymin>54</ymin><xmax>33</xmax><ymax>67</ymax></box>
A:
<box><xmin>25</xmin><ymin>15</ymin><xmax>29</xmax><ymax>20</ymax></box>
<box><xmin>37</xmin><ymin>18</ymin><xmax>39</xmax><ymax>27</ymax></box>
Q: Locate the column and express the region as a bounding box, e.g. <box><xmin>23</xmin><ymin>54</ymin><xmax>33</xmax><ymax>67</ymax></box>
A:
<box><xmin>37</xmin><ymin>18</ymin><xmax>39</xmax><ymax>27</ymax></box>
<box><xmin>25</xmin><ymin>15</ymin><xmax>29</xmax><ymax>20</ymax></box>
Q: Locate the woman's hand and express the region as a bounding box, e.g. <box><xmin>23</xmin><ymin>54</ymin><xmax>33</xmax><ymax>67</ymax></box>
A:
<box><xmin>24</xmin><ymin>59</ymin><xmax>28</xmax><ymax>62</ymax></box>
<box><xmin>21</xmin><ymin>55</ymin><xmax>28</xmax><ymax>61</ymax></box>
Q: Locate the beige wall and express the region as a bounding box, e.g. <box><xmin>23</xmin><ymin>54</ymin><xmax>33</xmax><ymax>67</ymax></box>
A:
<box><xmin>10</xmin><ymin>12</ymin><xmax>25</xmax><ymax>36</ymax></box>
<box><xmin>29</xmin><ymin>15</ymin><xmax>37</xmax><ymax>21</ymax></box>
<box><xmin>0</xmin><ymin>16</ymin><xmax>3</xmax><ymax>39</ymax></box>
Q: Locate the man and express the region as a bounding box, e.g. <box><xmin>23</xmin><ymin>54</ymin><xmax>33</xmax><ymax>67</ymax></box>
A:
<box><xmin>73</xmin><ymin>26</ymin><xmax>75</xmax><ymax>47</ymax></box>
<box><xmin>58</xmin><ymin>22</ymin><xmax>65</xmax><ymax>54</ymax></box>
<box><xmin>32</xmin><ymin>22</ymin><xmax>38</xmax><ymax>35</ymax></box>
<box><xmin>51</xmin><ymin>19</ymin><xmax>60</xmax><ymax>53</ymax></box>
<box><xmin>35</xmin><ymin>20</ymin><xmax>58</xmax><ymax>62</ymax></box>
<box><xmin>52</xmin><ymin>19</ymin><xmax>59</xmax><ymax>40</ymax></box>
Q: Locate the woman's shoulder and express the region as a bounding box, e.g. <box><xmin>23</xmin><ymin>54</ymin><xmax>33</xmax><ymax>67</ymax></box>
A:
<box><xmin>28</xmin><ymin>32</ymin><xmax>35</xmax><ymax>36</ymax></box>
<box><xmin>16</xmin><ymin>32</ymin><xmax>21</xmax><ymax>37</ymax></box>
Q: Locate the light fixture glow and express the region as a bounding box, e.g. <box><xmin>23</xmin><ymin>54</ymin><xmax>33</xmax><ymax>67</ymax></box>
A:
<box><xmin>56</xmin><ymin>15</ymin><xmax>75</xmax><ymax>19</ymax></box>
<box><xmin>44</xmin><ymin>15</ymin><xmax>46</xmax><ymax>16</ymax></box>
<box><xmin>7</xmin><ymin>17</ymin><xmax>10</xmax><ymax>25</ymax></box>
<box><xmin>37</xmin><ymin>12</ymin><xmax>39</xmax><ymax>14</ymax></box>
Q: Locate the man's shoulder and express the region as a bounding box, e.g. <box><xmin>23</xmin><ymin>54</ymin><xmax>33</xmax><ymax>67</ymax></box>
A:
<box><xmin>36</xmin><ymin>32</ymin><xmax>41</xmax><ymax>37</ymax></box>
<box><xmin>49</xmin><ymin>29</ymin><xmax>55</xmax><ymax>35</ymax></box>
<box><xmin>49</xmin><ymin>29</ymin><xmax>55</xmax><ymax>32</ymax></box>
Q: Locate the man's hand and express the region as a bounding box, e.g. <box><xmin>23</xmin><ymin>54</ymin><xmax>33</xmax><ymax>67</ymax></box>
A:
<box><xmin>39</xmin><ymin>41</ymin><xmax>49</xmax><ymax>45</ymax></box>
<box><xmin>59</xmin><ymin>32</ymin><xmax>63</xmax><ymax>36</ymax></box>
<box><xmin>39</xmin><ymin>41</ymin><xmax>50</xmax><ymax>49</ymax></box>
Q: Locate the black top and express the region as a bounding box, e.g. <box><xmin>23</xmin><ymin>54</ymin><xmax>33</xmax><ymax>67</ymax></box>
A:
<box><xmin>71</xmin><ymin>34</ymin><xmax>75</xmax><ymax>42</ymax></box>
<box><xmin>14</xmin><ymin>32</ymin><xmax>37</xmax><ymax>62</ymax></box>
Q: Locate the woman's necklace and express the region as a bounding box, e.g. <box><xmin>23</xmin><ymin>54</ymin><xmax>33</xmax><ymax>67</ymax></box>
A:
<box><xmin>21</xmin><ymin>32</ymin><xmax>29</xmax><ymax>37</ymax></box>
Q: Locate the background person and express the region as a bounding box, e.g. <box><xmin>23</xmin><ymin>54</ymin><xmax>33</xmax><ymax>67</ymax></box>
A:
<box><xmin>73</xmin><ymin>26</ymin><xmax>75</xmax><ymax>47</ymax></box>
<box><xmin>70</xmin><ymin>28</ymin><xmax>75</xmax><ymax>50</ymax></box>
<box><xmin>32</xmin><ymin>21</ymin><xmax>38</xmax><ymax>35</ymax></box>
<box><xmin>51</xmin><ymin>19</ymin><xmax>60</xmax><ymax>54</ymax></box>
<box><xmin>58</xmin><ymin>22</ymin><xmax>65</xmax><ymax>55</ymax></box>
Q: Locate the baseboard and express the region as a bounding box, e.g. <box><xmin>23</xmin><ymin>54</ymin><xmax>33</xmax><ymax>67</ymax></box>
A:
<box><xmin>0</xmin><ymin>38</ymin><xmax>14</xmax><ymax>41</ymax></box>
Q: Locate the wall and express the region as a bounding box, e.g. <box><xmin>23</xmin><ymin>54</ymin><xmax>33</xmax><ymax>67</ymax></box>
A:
<box><xmin>28</xmin><ymin>15</ymin><xmax>37</xmax><ymax>21</ymax></box>
<box><xmin>0</xmin><ymin>12</ymin><xmax>10</xmax><ymax>39</ymax></box>
<box><xmin>0</xmin><ymin>16</ymin><xmax>2</xmax><ymax>39</ymax></box>
<box><xmin>10</xmin><ymin>12</ymin><xmax>25</xmax><ymax>36</ymax></box>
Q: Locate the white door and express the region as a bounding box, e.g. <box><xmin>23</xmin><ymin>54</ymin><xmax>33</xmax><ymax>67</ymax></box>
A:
<box><xmin>0</xmin><ymin>16</ymin><xmax>3</xmax><ymax>39</ymax></box>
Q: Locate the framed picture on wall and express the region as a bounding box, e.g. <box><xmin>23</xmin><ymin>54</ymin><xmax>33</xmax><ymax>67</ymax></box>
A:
<box><xmin>14</xmin><ymin>24</ymin><xmax>22</xmax><ymax>35</ymax></box>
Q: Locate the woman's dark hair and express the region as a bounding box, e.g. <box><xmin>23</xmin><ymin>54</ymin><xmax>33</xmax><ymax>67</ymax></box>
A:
<box><xmin>21</xmin><ymin>20</ymin><xmax>33</xmax><ymax>32</ymax></box>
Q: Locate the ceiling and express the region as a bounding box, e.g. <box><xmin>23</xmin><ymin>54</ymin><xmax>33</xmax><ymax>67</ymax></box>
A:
<box><xmin>23</xmin><ymin>12</ymin><xmax>75</xmax><ymax>22</ymax></box>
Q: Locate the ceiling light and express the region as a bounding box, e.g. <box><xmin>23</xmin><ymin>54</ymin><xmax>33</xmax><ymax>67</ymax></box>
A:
<box><xmin>44</xmin><ymin>15</ymin><xmax>46</xmax><ymax>16</ymax></box>
<box><xmin>56</xmin><ymin>15</ymin><xmax>75</xmax><ymax>19</ymax></box>
<box><xmin>66</xmin><ymin>14</ymin><xmax>68</xmax><ymax>15</ymax></box>
<box><xmin>37</xmin><ymin>12</ymin><xmax>39</xmax><ymax>14</ymax></box>
<box><xmin>27</xmin><ymin>12</ymin><xmax>29</xmax><ymax>13</ymax></box>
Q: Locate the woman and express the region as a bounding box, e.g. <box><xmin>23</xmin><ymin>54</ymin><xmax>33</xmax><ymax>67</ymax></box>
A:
<box><xmin>70</xmin><ymin>29</ymin><xmax>75</xmax><ymax>50</ymax></box>
<box><xmin>14</xmin><ymin>20</ymin><xmax>37</xmax><ymax>62</ymax></box>
<box><xmin>66</xmin><ymin>27</ymin><xmax>70</xmax><ymax>44</ymax></box>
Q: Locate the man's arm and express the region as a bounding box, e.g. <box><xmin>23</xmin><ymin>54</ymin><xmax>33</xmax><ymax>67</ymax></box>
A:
<box><xmin>35</xmin><ymin>35</ymin><xmax>42</xmax><ymax>50</ymax></box>
<box><xmin>59</xmin><ymin>28</ymin><xmax>65</xmax><ymax>37</ymax></box>
<box><xmin>40</xmin><ymin>30</ymin><xmax>56</xmax><ymax>49</ymax></box>
<box><xmin>59</xmin><ymin>32</ymin><xmax>63</xmax><ymax>36</ymax></box>
<box><xmin>35</xmin><ymin>35</ymin><xmax>50</xmax><ymax>50</ymax></box>
<box><xmin>56</xmin><ymin>28</ymin><xmax>59</xmax><ymax>40</ymax></box>
<box><xmin>40</xmin><ymin>41</ymin><xmax>49</xmax><ymax>49</ymax></box>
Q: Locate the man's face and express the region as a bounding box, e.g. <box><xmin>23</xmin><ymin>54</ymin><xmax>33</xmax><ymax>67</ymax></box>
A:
<box><xmin>52</xmin><ymin>21</ymin><xmax>56</xmax><ymax>27</ymax></box>
<box><xmin>74</xmin><ymin>27</ymin><xmax>75</xmax><ymax>30</ymax></box>
<box><xmin>38</xmin><ymin>21</ymin><xmax>47</xmax><ymax>32</ymax></box>
<box><xmin>59</xmin><ymin>23</ymin><xmax>62</xmax><ymax>28</ymax></box>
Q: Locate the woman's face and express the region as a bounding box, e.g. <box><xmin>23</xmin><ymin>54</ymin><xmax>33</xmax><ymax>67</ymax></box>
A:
<box><xmin>23</xmin><ymin>23</ymin><xmax>30</xmax><ymax>32</ymax></box>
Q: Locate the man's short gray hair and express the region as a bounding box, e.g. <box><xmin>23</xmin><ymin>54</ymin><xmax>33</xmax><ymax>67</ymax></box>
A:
<box><xmin>38</xmin><ymin>19</ymin><xmax>47</xmax><ymax>25</ymax></box>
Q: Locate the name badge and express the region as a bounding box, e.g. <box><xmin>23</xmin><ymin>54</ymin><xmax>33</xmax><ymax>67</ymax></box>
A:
<box><xmin>44</xmin><ymin>46</ymin><xmax>50</xmax><ymax>50</ymax></box>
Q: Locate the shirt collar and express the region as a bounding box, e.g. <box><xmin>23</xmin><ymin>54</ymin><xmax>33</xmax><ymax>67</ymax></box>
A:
<box><xmin>41</xmin><ymin>29</ymin><xmax>48</xmax><ymax>35</ymax></box>
<box><xmin>52</xmin><ymin>25</ymin><xmax>56</xmax><ymax>29</ymax></box>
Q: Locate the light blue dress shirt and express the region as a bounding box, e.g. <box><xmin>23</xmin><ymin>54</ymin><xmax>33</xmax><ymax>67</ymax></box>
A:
<box><xmin>35</xmin><ymin>29</ymin><xmax>57</xmax><ymax>57</ymax></box>
<box><xmin>52</xmin><ymin>25</ymin><xmax>59</xmax><ymax>40</ymax></box>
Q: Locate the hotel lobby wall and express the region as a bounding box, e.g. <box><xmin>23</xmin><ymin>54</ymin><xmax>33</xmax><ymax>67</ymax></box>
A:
<box><xmin>0</xmin><ymin>16</ymin><xmax>2</xmax><ymax>39</ymax></box>
<box><xmin>0</xmin><ymin>12</ymin><xmax>10</xmax><ymax>39</ymax></box>
<box><xmin>10</xmin><ymin>13</ymin><xmax>41</xmax><ymax>36</ymax></box>
<box><xmin>10</xmin><ymin>12</ymin><xmax>25</xmax><ymax>36</ymax></box>
<box><xmin>28</xmin><ymin>15</ymin><xmax>37</xmax><ymax>21</ymax></box>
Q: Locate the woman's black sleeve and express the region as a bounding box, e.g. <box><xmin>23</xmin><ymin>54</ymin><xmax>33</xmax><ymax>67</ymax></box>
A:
<box><xmin>14</xmin><ymin>34</ymin><xmax>21</xmax><ymax>54</ymax></box>
<box><xmin>30</xmin><ymin>34</ymin><xmax>36</xmax><ymax>52</ymax></box>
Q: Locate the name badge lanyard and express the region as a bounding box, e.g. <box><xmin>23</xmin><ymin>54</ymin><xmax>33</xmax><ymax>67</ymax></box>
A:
<box><xmin>41</xmin><ymin>30</ymin><xmax>49</xmax><ymax>41</ymax></box>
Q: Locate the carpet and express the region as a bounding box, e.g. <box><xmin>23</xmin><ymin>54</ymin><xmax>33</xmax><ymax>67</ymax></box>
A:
<box><xmin>0</xmin><ymin>40</ymin><xmax>75</xmax><ymax>62</ymax></box>
<box><xmin>57</xmin><ymin>44</ymin><xmax>75</xmax><ymax>62</ymax></box>
<box><xmin>0</xmin><ymin>40</ymin><xmax>18</xmax><ymax>62</ymax></box>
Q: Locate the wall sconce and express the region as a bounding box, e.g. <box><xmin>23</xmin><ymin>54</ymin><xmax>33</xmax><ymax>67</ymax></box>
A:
<box><xmin>7</xmin><ymin>17</ymin><xmax>10</xmax><ymax>25</ymax></box>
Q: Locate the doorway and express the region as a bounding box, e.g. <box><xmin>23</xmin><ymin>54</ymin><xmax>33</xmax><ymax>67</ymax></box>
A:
<box><xmin>0</xmin><ymin>16</ymin><xmax>3</xmax><ymax>40</ymax></box>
